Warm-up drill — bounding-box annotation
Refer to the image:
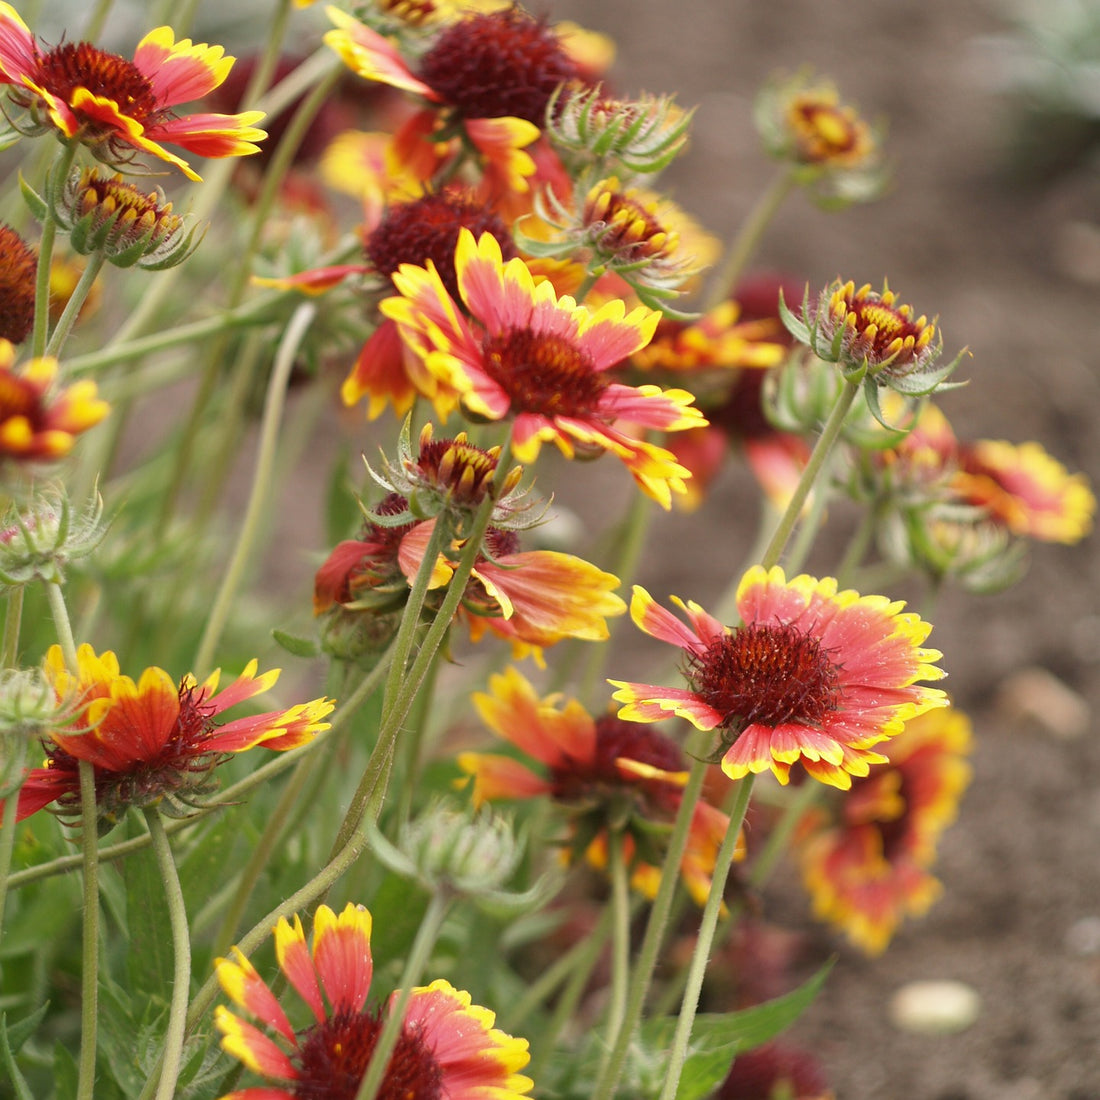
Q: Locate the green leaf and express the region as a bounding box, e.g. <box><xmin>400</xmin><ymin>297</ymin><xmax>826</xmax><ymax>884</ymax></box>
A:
<box><xmin>18</xmin><ymin>172</ymin><xmax>47</xmax><ymax>222</ymax></box>
<box><xmin>0</xmin><ymin>1010</ymin><xmax>41</xmax><ymax>1100</ymax></box>
<box><xmin>1</xmin><ymin>1001</ymin><xmax>49</xmax><ymax>1055</ymax></box>
<box><xmin>122</xmin><ymin>832</ymin><xmax>175</xmax><ymax>1004</ymax></box>
<box><xmin>641</xmin><ymin>957</ymin><xmax>835</xmax><ymax>1100</ymax></box>
<box><xmin>50</xmin><ymin>1039</ymin><xmax>79</xmax><ymax>1100</ymax></box>
<box><xmin>272</xmin><ymin>628</ymin><xmax>321</xmax><ymax>659</ymax></box>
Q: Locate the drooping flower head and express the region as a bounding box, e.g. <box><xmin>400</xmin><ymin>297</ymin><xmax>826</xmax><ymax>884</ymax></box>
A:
<box><xmin>215</xmin><ymin>902</ymin><xmax>533</xmax><ymax>1100</ymax></box>
<box><xmin>10</xmin><ymin>644</ymin><xmax>335</xmax><ymax>829</ymax></box>
<box><xmin>0</xmin><ymin>5</ymin><xmax>266</xmax><ymax>180</ymax></box>
<box><xmin>459</xmin><ymin>665</ymin><xmax>738</xmax><ymax>905</ymax></box>
<box><xmin>380</xmin><ymin>229</ymin><xmax>706</xmax><ymax>507</ymax></box>
<box><xmin>798</xmin><ymin>705</ymin><xmax>972</xmax><ymax>954</ymax></box>
<box><xmin>0</xmin><ymin>224</ymin><xmax>37</xmax><ymax>344</ymax></box>
<box><xmin>610</xmin><ymin>566</ymin><xmax>947</xmax><ymax>790</ymax></box>
<box><xmin>314</xmin><ymin>492</ymin><xmax>625</xmax><ymax>662</ymax></box>
<box><xmin>0</xmin><ymin>341</ymin><xmax>109</xmax><ymax>462</ymax></box>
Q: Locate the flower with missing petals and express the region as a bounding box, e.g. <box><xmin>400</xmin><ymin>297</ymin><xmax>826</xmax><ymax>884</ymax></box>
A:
<box><xmin>610</xmin><ymin>566</ymin><xmax>947</xmax><ymax>790</ymax></box>
<box><xmin>798</xmin><ymin>705</ymin><xmax>972</xmax><ymax>954</ymax></box>
<box><xmin>0</xmin><ymin>341</ymin><xmax>108</xmax><ymax>462</ymax></box>
<box><xmin>215</xmin><ymin>903</ymin><xmax>532</xmax><ymax>1100</ymax></box>
<box><xmin>9</xmin><ymin>644</ymin><xmax>334</xmax><ymax>829</ymax></box>
<box><xmin>460</xmin><ymin>665</ymin><xmax>736</xmax><ymax>905</ymax></box>
<box><xmin>0</xmin><ymin>5</ymin><xmax>265</xmax><ymax>180</ymax></box>
<box><xmin>381</xmin><ymin>229</ymin><xmax>706</xmax><ymax>508</ymax></box>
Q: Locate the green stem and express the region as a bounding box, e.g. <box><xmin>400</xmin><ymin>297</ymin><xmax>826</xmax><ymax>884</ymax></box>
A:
<box><xmin>44</xmin><ymin>581</ymin><xmax>78</xmax><ymax>677</ymax></box>
<box><xmin>329</xmin><ymin>520</ymin><xmax>450</xmax><ymax>855</ymax></box>
<box><xmin>747</xmin><ymin>779</ymin><xmax>820</xmax><ymax>891</ymax></box>
<box><xmin>657</xmin><ymin>777</ymin><xmax>754</xmax><ymax>1100</ymax></box>
<box><xmin>704</xmin><ymin>168</ymin><xmax>796</xmax><ymax>311</ymax></box>
<box><xmin>0</xmin><ymin>766</ymin><xmax>23</xmax><ymax>934</ymax></box>
<box><xmin>75</xmin><ymin>760</ymin><xmax>99</xmax><ymax>1100</ymax></box>
<box><xmin>1</xmin><ymin>588</ymin><xmax>23</xmax><ymax>665</ymax></box>
<box><xmin>44</xmin><ymin>251</ymin><xmax>105</xmax><ymax>359</ymax></box>
<box><xmin>510</xmin><ymin>903</ymin><xmax>613</xmax><ymax>1030</ymax></box>
<box><xmin>600</xmin><ymin>831</ymin><xmax>631</xmax><ymax>1078</ymax></box>
<box><xmin>758</xmin><ymin>377</ymin><xmax>859</xmax><ymax>571</ymax></box>
<box><xmin>32</xmin><ymin>142</ymin><xmax>79</xmax><ymax>358</ymax></box>
<box><xmin>210</xmin><ymin>748</ymin><xmax>320</xmax><ymax>959</ymax></box>
<box><xmin>590</xmin><ymin>755</ymin><xmax>707</xmax><ymax>1100</ymax></box>
<box><xmin>394</xmin><ymin>652</ymin><xmax>442</xmax><ymax>826</ymax></box>
<box><xmin>782</xmin><ymin>446</ymin><xmax>835</xmax><ymax>575</ymax></box>
<box><xmin>192</xmin><ymin>302</ymin><xmax>316</xmax><ymax>675</ymax></box>
<box><xmin>143</xmin><ymin>808</ymin><xmax>191</xmax><ymax>1100</ymax></box>
<box><xmin>354</xmin><ymin>893</ymin><xmax>451</xmax><ymax>1100</ymax></box>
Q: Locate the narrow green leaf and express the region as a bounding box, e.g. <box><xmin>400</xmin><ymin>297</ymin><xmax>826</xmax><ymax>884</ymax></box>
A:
<box><xmin>51</xmin><ymin>1039</ymin><xmax>79</xmax><ymax>1100</ymax></box>
<box><xmin>122</xmin><ymin>834</ymin><xmax>176</xmax><ymax>1003</ymax></box>
<box><xmin>272</xmin><ymin>628</ymin><xmax>321</xmax><ymax>659</ymax></box>
<box><xmin>1</xmin><ymin>1001</ymin><xmax>49</xmax><ymax>1054</ymax></box>
<box><xmin>0</xmin><ymin>1013</ymin><xmax>37</xmax><ymax>1100</ymax></box>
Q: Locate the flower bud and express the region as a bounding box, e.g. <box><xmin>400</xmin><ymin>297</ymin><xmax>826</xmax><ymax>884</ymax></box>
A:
<box><xmin>0</xmin><ymin>485</ymin><xmax>106</xmax><ymax>587</ymax></box>
<box><xmin>53</xmin><ymin>167</ymin><xmax>201</xmax><ymax>269</ymax></box>
<box><xmin>0</xmin><ymin>668</ymin><xmax>62</xmax><ymax>797</ymax></box>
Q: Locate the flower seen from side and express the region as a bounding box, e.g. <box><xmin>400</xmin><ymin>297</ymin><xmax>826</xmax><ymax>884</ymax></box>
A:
<box><xmin>797</xmin><ymin>705</ymin><xmax>972</xmax><ymax>954</ymax></box>
<box><xmin>52</xmin><ymin>167</ymin><xmax>199</xmax><ymax>268</ymax></box>
<box><xmin>215</xmin><ymin>902</ymin><xmax>533</xmax><ymax>1100</ymax></box>
<box><xmin>10</xmin><ymin>644</ymin><xmax>335</xmax><ymax>829</ymax></box>
<box><xmin>459</xmin><ymin>665</ymin><xmax>738</xmax><ymax>905</ymax></box>
<box><xmin>0</xmin><ymin>340</ymin><xmax>109</xmax><ymax>462</ymax></box>
<box><xmin>610</xmin><ymin>566</ymin><xmax>947</xmax><ymax>790</ymax></box>
<box><xmin>314</xmin><ymin>492</ymin><xmax>625</xmax><ymax>662</ymax></box>
<box><xmin>0</xmin><ymin>223</ymin><xmax>37</xmax><ymax>344</ymax></box>
<box><xmin>0</xmin><ymin>5</ymin><xmax>266</xmax><ymax>180</ymax></box>
<box><xmin>380</xmin><ymin>229</ymin><xmax>706</xmax><ymax>508</ymax></box>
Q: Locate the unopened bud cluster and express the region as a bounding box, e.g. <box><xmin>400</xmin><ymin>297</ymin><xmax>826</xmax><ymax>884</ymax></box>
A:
<box><xmin>0</xmin><ymin>486</ymin><xmax>106</xmax><ymax>586</ymax></box>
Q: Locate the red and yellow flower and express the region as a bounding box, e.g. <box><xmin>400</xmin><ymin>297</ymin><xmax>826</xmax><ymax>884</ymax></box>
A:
<box><xmin>715</xmin><ymin>1042</ymin><xmax>833</xmax><ymax>1100</ymax></box>
<box><xmin>0</xmin><ymin>341</ymin><xmax>108</xmax><ymax>461</ymax></box>
<box><xmin>11</xmin><ymin>644</ymin><xmax>334</xmax><ymax>826</ymax></box>
<box><xmin>0</xmin><ymin>5</ymin><xmax>266</xmax><ymax>180</ymax></box>
<box><xmin>955</xmin><ymin>438</ymin><xmax>1094</xmax><ymax>544</ymax></box>
<box><xmin>459</xmin><ymin>665</ymin><xmax>738</xmax><ymax>905</ymax></box>
<box><xmin>798</xmin><ymin>705</ymin><xmax>972</xmax><ymax>954</ymax></box>
<box><xmin>215</xmin><ymin>902</ymin><xmax>532</xmax><ymax>1100</ymax></box>
<box><xmin>380</xmin><ymin>229</ymin><xmax>706</xmax><ymax>507</ymax></box>
<box><xmin>610</xmin><ymin>566</ymin><xmax>947</xmax><ymax>790</ymax></box>
<box><xmin>314</xmin><ymin>492</ymin><xmax>625</xmax><ymax>660</ymax></box>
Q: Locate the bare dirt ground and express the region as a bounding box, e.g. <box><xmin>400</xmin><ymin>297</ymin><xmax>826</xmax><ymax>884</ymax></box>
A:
<box><xmin>544</xmin><ymin>1</ymin><xmax>1100</xmax><ymax>1097</ymax></box>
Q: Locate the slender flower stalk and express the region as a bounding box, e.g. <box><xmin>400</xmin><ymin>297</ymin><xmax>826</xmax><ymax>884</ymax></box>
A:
<box><xmin>193</xmin><ymin>302</ymin><xmax>316</xmax><ymax>674</ymax></box>
<box><xmin>44</xmin><ymin>252</ymin><xmax>105</xmax><ymax>358</ymax></box>
<box><xmin>601</xmin><ymin>831</ymin><xmax>632</xmax><ymax>1078</ymax></box>
<box><xmin>143</xmin><ymin>808</ymin><xmax>191</xmax><ymax>1100</ymax></box>
<box><xmin>353</xmin><ymin>892</ymin><xmax>451</xmax><ymax>1100</ymax></box>
<box><xmin>658</xmin><ymin>777</ymin><xmax>754</xmax><ymax>1100</ymax></box>
<box><xmin>32</xmin><ymin>143</ymin><xmax>78</xmax><ymax>357</ymax></box>
<box><xmin>590</xmin><ymin>753</ymin><xmax>708</xmax><ymax>1100</ymax></box>
<box><xmin>705</xmin><ymin>167</ymin><xmax>796</xmax><ymax>310</ymax></box>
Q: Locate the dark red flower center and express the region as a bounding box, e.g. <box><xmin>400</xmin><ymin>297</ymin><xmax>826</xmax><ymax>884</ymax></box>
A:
<box><xmin>418</xmin><ymin>7</ymin><xmax>579</xmax><ymax>124</ymax></box>
<box><xmin>0</xmin><ymin>371</ymin><xmax>42</xmax><ymax>427</ymax></box>
<box><xmin>0</xmin><ymin>225</ymin><xmax>38</xmax><ymax>345</ymax></box>
<box><xmin>689</xmin><ymin>621</ymin><xmax>841</xmax><ymax>732</ymax></box>
<box><xmin>29</xmin><ymin>42</ymin><xmax>160</xmax><ymax>126</ymax></box>
<box><xmin>482</xmin><ymin>328</ymin><xmax>608</xmax><ymax>418</ymax></box>
<box><xmin>550</xmin><ymin>715</ymin><xmax>684</xmax><ymax>813</ymax></box>
<box><xmin>293</xmin><ymin>1007</ymin><xmax>443</xmax><ymax>1100</ymax></box>
<box><xmin>367</xmin><ymin>192</ymin><xmax>516</xmax><ymax>301</ymax></box>
<box><xmin>789</xmin><ymin>98</ymin><xmax>863</xmax><ymax>163</ymax></box>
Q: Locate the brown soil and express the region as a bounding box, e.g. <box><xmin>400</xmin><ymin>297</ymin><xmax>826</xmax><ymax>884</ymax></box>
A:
<box><xmin>547</xmin><ymin>1</ymin><xmax>1100</xmax><ymax>1097</ymax></box>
